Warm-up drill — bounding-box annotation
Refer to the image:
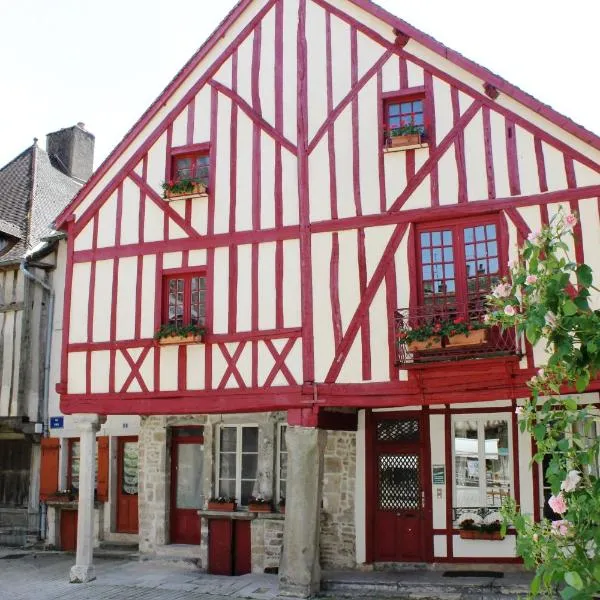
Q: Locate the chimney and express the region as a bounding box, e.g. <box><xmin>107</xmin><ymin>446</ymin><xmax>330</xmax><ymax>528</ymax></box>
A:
<box><xmin>46</xmin><ymin>123</ymin><xmax>95</xmax><ymax>183</ymax></box>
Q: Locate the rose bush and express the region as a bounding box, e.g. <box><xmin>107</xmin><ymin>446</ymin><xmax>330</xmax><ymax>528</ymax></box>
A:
<box><xmin>487</xmin><ymin>209</ymin><xmax>600</xmax><ymax>599</ymax></box>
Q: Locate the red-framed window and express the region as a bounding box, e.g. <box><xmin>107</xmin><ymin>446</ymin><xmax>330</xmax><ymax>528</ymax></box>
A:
<box><xmin>163</xmin><ymin>271</ymin><xmax>207</xmax><ymax>328</ymax></box>
<box><xmin>384</xmin><ymin>93</ymin><xmax>426</xmax><ymax>140</ymax></box>
<box><xmin>172</xmin><ymin>153</ymin><xmax>209</xmax><ymax>185</ymax></box>
<box><xmin>416</xmin><ymin>216</ymin><xmax>503</xmax><ymax>312</ymax></box>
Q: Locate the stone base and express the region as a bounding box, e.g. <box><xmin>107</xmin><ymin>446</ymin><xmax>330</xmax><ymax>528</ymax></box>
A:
<box><xmin>278</xmin><ymin>580</ymin><xmax>320</xmax><ymax>598</ymax></box>
<box><xmin>69</xmin><ymin>564</ymin><xmax>96</xmax><ymax>583</ymax></box>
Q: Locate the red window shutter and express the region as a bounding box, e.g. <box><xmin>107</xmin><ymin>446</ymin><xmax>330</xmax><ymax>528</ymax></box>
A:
<box><xmin>39</xmin><ymin>438</ymin><xmax>60</xmax><ymax>500</ymax></box>
<box><xmin>96</xmin><ymin>437</ymin><xmax>109</xmax><ymax>502</ymax></box>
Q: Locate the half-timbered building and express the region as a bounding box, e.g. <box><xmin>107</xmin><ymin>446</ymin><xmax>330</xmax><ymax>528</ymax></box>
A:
<box><xmin>48</xmin><ymin>0</ymin><xmax>600</xmax><ymax>593</ymax></box>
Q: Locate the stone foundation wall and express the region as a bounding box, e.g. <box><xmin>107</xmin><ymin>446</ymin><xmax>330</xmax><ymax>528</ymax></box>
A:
<box><xmin>320</xmin><ymin>431</ymin><xmax>357</xmax><ymax>569</ymax></box>
<box><xmin>251</xmin><ymin>515</ymin><xmax>285</xmax><ymax>573</ymax></box>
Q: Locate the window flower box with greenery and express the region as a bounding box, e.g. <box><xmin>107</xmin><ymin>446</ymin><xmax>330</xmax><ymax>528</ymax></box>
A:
<box><xmin>154</xmin><ymin>323</ymin><xmax>205</xmax><ymax>345</ymax></box>
<box><xmin>397</xmin><ymin>317</ymin><xmax>489</xmax><ymax>352</ymax></box>
<box><xmin>207</xmin><ymin>496</ymin><xmax>237</xmax><ymax>512</ymax></box>
<box><xmin>161</xmin><ymin>177</ymin><xmax>208</xmax><ymax>200</ymax></box>
<box><xmin>384</xmin><ymin>122</ymin><xmax>424</xmax><ymax>149</ymax></box>
<box><xmin>46</xmin><ymin>489</ymin><xmax>77</xmax><ymax>503</ymax></box>
<box><xmin>444</xmin><ymin>316</ymin><xmax>488</xmax><ymax>347</ymax></box>
<box><xmin>248</xmin><ymin>496</ymin><xmax>273</xmax><ymax>513</ymax></box>
<box><xmin>459</xmin><ymin>519</ymin><xmax>505</xmax><ymax>540</ymax></box>
<box><xmin>397</xmin><ymin>321</ymin><xmax>443</xmax><ymax>351</ymax></box>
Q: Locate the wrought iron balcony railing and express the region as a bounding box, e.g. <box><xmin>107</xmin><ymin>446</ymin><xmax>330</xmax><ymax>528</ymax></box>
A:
<box><xmin>395</xmin><ymin>302</ymin><xmax>521</xmax><ymax>367</ymax></box>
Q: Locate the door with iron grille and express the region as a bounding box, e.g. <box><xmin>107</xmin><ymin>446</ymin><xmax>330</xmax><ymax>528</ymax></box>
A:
<box><xmin>371</xmin><ymin>413</ymin><xmax>427</xmax><ymax>562</ymax></box>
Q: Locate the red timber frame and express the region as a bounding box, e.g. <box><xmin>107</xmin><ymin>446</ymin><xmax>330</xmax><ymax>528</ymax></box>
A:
<box><xmin>56</xmin><ymin>0</ymin><xmax>600</xmax><ymax>418</ymax></box>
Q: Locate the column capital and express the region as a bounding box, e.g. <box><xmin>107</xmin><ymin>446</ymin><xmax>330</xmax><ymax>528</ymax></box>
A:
<box><xmin>72</xmin><ymin>414</ymin><xmax>106</xmax><ymax>433</ymax></box>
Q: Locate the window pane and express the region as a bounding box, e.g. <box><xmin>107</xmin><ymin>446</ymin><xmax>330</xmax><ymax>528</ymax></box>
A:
<box><xmin>422</xmin><ymin>249</ymin><xmax>431</xmax><ymax>264</ymax></box>
<box><xmin>220</xmin><ymin>427</ymin><xmax>237</xmax><ymax>452</ymax></box>
<box><xmin>219</xmin><ymin>478</ymin><xmax>236</xmax><ymax>499</ymax></box>
<box><xmin>388</xmin><ymin>103</ymin><xmax>400</xmax><ymax>116</ymax></box>
<box><xmin>431</xmin><ymin>232</ymin><xmax>441</xmax><ymax>246</ymax></box>
<box><xmin>242</xmin><ymin>454</ymin><xmax>258</xmax><ymax>478</ymax></box>
<box><xmin>176</xmin><ymin>443</ymin><xmax>203</xmax><ymax>509</ymax></box>
<box><xmin>413</xmin><ymin>100</ymin><xmax>423</xmax><ymax>112</ymax></box>
<box><xmin>176</xmin><ymin>158</ymin><xmax>192</xmax><ymax>180</ymax></box>
<box><xmin>475</xmin><ymin>226</ymin><xmax>486</xmax><ymax>241</ymax></box>
<box><xmin>400</xmin><ymin>102</ymin><xmax>412</xmax><ymax>114</ymax></box>
<box><xmin>219</xmin><ymin>452</ymin><xmax>236</xmax><ymax>479</ymax></box>
<box><xmin>454</xmin><ymin>420</ymin><xmax>480</xmax><ymax>508</ymax></box>
<box><xmin>420</xmin><ymin>232</ymin><xmax>430</xmax><ymax>247</ymax></box>
<box><xmin>241</xmin><ymin>480</ymin><xmax>255</xmax><ymax>506</ymax></box>
<box><xmin>464</xmin><ymin>228</ymin><xmax>474</xmax><ymax>243</ymax></box>
<box><xmin>489</xmin><ymin>258</ymin><xmax>499</xmax><ymax>274</ymax></box>
<box><xmin>486</xmin><ymin>224</ymin><xmax>496</xmax><ymax>238</ymax></box>
<box><xmin>242</xmin><ymin>427</ymin><xmax>258</xmax><ymax>453</ymax></box>
<box><xmin>485</xmin><ymin>419</ymin><xmax>510</xmax><ymax>507</ymax></box>
<box><xmin>487</xmin><ymin>241</ymin><xmax>498</xmax><ymax>257</ymax></box>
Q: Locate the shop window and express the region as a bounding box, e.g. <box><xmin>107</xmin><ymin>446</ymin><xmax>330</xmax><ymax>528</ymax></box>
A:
<box><xmin>276</xmin><ymin>424</ymin><xmax>288</xmax><ymax>503</ymax></box>
<box><xmin>68</xmin><ymin>439</ymin><xmax>98</xmax><ymax>492</ymax></box>
<box><xmin>453</xmin><ymin>416</ymin><xmax>512</xmax><ymax>512</ymax></box>
<box><xmin>217</xmin><ymin>425</ymin><xmax>259</xmax><ymax>506</ymax></box>
<box><xmin>163</xmin><ymin>272</ymin><xmax>207</xmax><ymax>328</ymax></box>
<box><xmin>417</xmin><ymin>218</ymin><xmax>502</xmax><ymax>313</ymax></box>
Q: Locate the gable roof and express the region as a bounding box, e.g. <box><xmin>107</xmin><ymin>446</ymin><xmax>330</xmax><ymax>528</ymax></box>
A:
<box><xmin>0</xmin><ymin>142</ymin><xmax>81</xmax><ymax>266</ymax></box>
<box><xmin>55</xmin><ymin>0</ymin><xmax>600</xmax><ymax>230</ymax></box>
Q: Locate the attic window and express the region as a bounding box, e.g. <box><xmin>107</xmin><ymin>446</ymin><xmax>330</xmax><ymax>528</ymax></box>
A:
<box><xmin>383</xmin><ymin>90</ymin><xmax>427</xmax><ymax>151</ymax></box>
<box><xmin>162</xmin><ymin>145</ymin><xmax>210</xmax><ymax>200</ymax></box>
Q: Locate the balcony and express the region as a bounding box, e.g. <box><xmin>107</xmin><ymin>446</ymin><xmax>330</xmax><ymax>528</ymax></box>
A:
<box><xmin>395</xmin><ymin>302</ymin><xmax>521</xmax><ymax>367</ymax></box>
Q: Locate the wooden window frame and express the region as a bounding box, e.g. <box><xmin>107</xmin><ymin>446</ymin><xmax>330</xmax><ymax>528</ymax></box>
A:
<box><xmin>451</xmin><ymin>413</ymin><xmax>514</xmax><ymax>521</ymax></box>
<box><xmin>162</xmin><ymin>268</ymin><xmax>208</xmax><ymax>329</ymax></box>
<box><xmin>414</xmin><ymin>214</ymin><xmax>505</xmax><ymax>312</ymax></box>
<box><xmin>168</xmin><ymin>143</ymin><xmax>211</xmax><ymax>187</ymax></box>
<box><xmin>215</xmin><ymin>424</ymin><xmax>259</xmax><ymax>507</ymax></box>
<box><xmin>382</xmin><ymin>87</ymin><xmax>428</xmax><ymax>147</ymax></box>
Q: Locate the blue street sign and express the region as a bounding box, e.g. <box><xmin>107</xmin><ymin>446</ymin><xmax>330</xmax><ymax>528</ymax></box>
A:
<box><xmin>50</xmin><ymin>416</ymin><xmax>64</xmax><ymax>429</ymax></box>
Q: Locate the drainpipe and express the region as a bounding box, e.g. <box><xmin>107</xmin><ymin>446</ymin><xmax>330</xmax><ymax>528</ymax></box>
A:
<box><xmin>20</xmin><ymin>256</ymin><xmax>55</xmax><ymax>541</ymax></box>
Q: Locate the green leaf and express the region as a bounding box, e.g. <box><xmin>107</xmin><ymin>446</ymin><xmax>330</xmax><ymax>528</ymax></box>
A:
<box><xmin>563</xmin><ymin>300</ymin><xmax>578</xmax><ymax>316</ymax></box>
<box><xmin>560</xmin><ymin>587</ymin><xmax>579</xmax><ymax>600</ymax></box>
<box><xmin>593</xmin><ymin>563</ymin><xmax>600</xmax><ymax>582</ymax></box>
<box><xmin>576</xmin><ymin>264</ymin><xmax>593</xmax><ymax>287</ymax></box>
<box><xmin>588</xmin><ymin>341</ymin><xmax>597</xmax><ymax>354</ymax></box>
<box><xmin>564</xmin><ymin>397</ymin><xmax>578</xmax><ymax>411</ymax></box>
<box><xmin>530</xmin><ymin>573</ymin><xmax>541</xmax><ymax>596</ymax></box>
<box><xmin>526</xmin><ymin>323</ymin><xmax>540</xmax><ymax>345</ymax></box>
<box><xmin>564</xmin><ymin>572</ymin><xmax>583</xmax><ymax>591</ymax></box>
<box><xmin>576</xmin><ymin>371</ymin><xmax>590</xmax><ymax>392</ymax></box>
<box><xmin>534</xmin><ymin>423</ymin><xmax>546</xmax><ymax>442</ymax></box>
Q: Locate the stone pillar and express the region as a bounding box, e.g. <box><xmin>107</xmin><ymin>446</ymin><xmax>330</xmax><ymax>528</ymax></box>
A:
<box><xmin>70</xmin><ymin>414</ymin><xmax>105</xmax><ymax>583</ymax></box>
<box><xmin>279</xmin><ymin>426</ymin><xmax>327</xmax><ymax>598</ymax></box>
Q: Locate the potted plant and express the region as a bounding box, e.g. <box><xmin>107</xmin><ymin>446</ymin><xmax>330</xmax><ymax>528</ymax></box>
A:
<box><xmin>384</xmin><ymin>121</ymin><xmax>424</xmax><ymax>149</ymax></box>
<box><xmin>46</xmin><ymin>489</ymin><xmax>76</xmax><ymax>503</ymax></box>
<box><xmin>248</xmin><ymin>495</ymin><xmax>273</xmax><ymax>513</ymax></box>
<box><xmin>459</xmin><ymin>519</ymin><xmax>505</xmax><ymax>540</ymax></box>
<box><xmin>444</xmin><ymin>317</ymin><xmax>489</xmax><ymax>347</ymax></box>
<box><xmin>397</xmin><ymin>321</ymin><xmax>443</xmax><ymax>352</ymax></box>
<box><xmin>154</xmin><ymin>323</ymin><xmax>205</xmax><ymax>345</ymax></box>
<box><xmin>207</xmin><ymin>496</ymin><xmax>237</xmax><ymax>512</ymax></box>
<box><xmin>161</xmin><ymin>177</ymin><xmax>208</xmax><ymax>200</ymax></box>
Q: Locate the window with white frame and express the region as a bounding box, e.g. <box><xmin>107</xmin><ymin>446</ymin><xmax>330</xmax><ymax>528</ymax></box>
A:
<box><xmin>277</xmin><ymin>424</ymin><xmax>288</xmax><ymax>502</ymax></box>
<box><xmin>217</xmin><ymin>425</ymin><xmax>258</xmax><ymax>506</ymax></box>
<box><xmin>453</xmin><ymin>416</ymin><xmax>512</xmax><ymax>511</ymax></box>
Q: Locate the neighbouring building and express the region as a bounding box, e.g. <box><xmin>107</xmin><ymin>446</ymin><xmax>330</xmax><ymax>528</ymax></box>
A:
<box><xmin>43</xmin><ymin>0</ymin><xmax>600</xmax><ymax>594</ymax></box>
<box><xmin>0</xmin><ymin>124</ymin><xmax>93</xmax><ymax>545</ymax></box>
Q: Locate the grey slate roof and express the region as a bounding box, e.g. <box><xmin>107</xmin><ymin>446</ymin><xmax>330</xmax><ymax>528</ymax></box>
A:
<box><xmin>0</xmin><ymin>142</ymin><xmax>81</xmax><ymax>266</ymax></box>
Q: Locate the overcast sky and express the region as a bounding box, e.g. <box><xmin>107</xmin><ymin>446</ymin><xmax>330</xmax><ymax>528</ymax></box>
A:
<box><xmin>1</xmin><ymin>0</ymin><xmax>598</xmax><ymax>169</ymax></box>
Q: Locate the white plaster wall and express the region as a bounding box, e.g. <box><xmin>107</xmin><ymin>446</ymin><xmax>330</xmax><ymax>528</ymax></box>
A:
<box><xmin>235</xmin><ymin>113</ymin><xmax>254</xmax><ymax>232</ymax></box>
<box><xmin>213</xmin><ymin>95</ymin><xmax>232</xmax><ymax>236</ymax></box>
<box><xmin>579</xmin><ymin>198</ymin><xmax>600</xmax><ymax>309</ymax></box>
<box><xmin>281</xmin><ymin>0</ymin><xmax>298</xmax><ymax>144</ymax></box>
<box><xmin>330</xmin><ymin>14</ymin><xmax>351</xmax><ymax>107</ymax></box>
<box><xmin>358</xmin><ymin>79</ymin><xmax>381</xmax><ymax>216</ymax></box>
<box><xmin>69</xmin><ymin>263</ymin><xmax>90</xmax><ymax>343</ymax></box>
<box><xmin>463</xmin><ymin>109</ymin><xmax>487</xmax><ymax>202</ymax></box>
<box><xmin>92</xmin><ymin>260</ymin><xmax>113</xmax><ymax>342</ymax></box>
<box><xmin>116</xmin><ymin>257</ymin><xmax>137</xmax><ymax>340</ymax></box>
<box><xmin>453</xmin><ymin>535</ymin><xmax>516</xmax><ymax>558</ymax></box>
<box><xmin>282</xmin><ymin>239</ymin><xmax>301</xmax><ymax>327</ymax></box>
<box><xmin>306</xmin><ymin>1</ymin><xmax>328</xmax><ymax>141</ymax></box>
<box><xmin>258</xmin><ymin>8</ymin><xmax>276</xmax><ymax>127</ymax></box>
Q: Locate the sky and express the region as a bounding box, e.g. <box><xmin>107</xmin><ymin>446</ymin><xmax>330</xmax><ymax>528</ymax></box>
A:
<box><xmin>1</xmin><ymin>0</ymin><xmax>598</xmax><ymax>170</ymax></box>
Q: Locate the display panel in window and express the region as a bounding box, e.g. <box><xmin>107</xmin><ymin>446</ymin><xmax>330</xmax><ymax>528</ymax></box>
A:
<box><xmin>453</xmin><ymin>417</ymin><xmax>512</xmax><ymax>511</ymax></box>
<box><xmin>218</xmin><ymin>425</ymin><xmax>259</xmax><ymax>506</ymax></box>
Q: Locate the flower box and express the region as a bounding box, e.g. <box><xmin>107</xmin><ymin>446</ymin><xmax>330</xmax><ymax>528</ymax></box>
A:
<box><xmin>158</xmin><ymin>333</ymin><xmax>204</xmax><ymax>346</ymax></box>
<box><xmin>447</xmin><ymin>329</ymin><xmax>488</xmax><ymax>347</ymax></box>
<box><xmin>164</xmin><ymin>182</ymin><xmax>207</xmax><ymax>200</ymax></box>
<box><xmin>459</xmin><ymin>529</ymin><xmax>504</xmax><ymax>541</ymax></box>
<box><xmin>207</xmin><ymin>501</ymin><xmax>236</xmax><ymax>512</ymax></box>
<box><xmin>248</xmin><ymin>502</ymin><xmax>272</xmax><ymax>513</ymax></box>
<box><xmin>407</xmin><ymin>337</ymin><xmax>442</xmax><ymax>352</ymax></box>
<box><xmin>387</xmin><ymin>133</ymin><xmax>422</xmax><ymax>149</ymax></box>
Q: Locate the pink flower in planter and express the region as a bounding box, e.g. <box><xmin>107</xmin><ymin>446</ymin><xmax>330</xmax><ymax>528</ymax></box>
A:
<box><xmin>560</xmin><ymin>470</ymin><xmax>581</xmax><ymax>493</ymax></box>
<box><xmin>548</xmin><ymin>493</ymin><xmax>567</xmax><ymax>515</ymax></box>
<box><xmin>551</xmin><ymin>520</ymin><xmax>571</xmax><ymax>536</ymax></box>
<box><xmin>504</xmin><ymin>305</ymin><xmax>516</xmax><ymax>317</ymax></box>
<box><xmin>563</xmin><ymin>213</ymin><xmax>578</xmax><ymax>231</ymax></box>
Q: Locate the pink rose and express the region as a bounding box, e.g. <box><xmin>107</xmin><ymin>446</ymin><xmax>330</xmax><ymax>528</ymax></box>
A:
<box><xmin>563</xmin><ymin>213</ymin><xmax>577</xmax><ymax>231</ymax></box>
<box><xmin>560</xmin><ymin>470</ymin><xmax>581</xmax><ymax>493</ymax></box>
<box><xmin>525</xmin><ymin>275</ymin><xmax>538</xmax><ymax>285</ymax></box>
<box><xmin>548</xmin><ymin>493</ymin><xmax>567</xmax><ymax>515</ymax></box>
<box><xmin>551</xmin><ymin>519</ymin><xmax>571</xmax><ymax>536</ymax></box>
<box><xmin>504</xmin><ymin>305</ymin><xmax>516</xmax><ymax>316</ymax></box>
<box><xmin>537</xmin><ymin>368</ymin><xmax>545</xmax><ymax>379</ymax></box>
<box><xmin>492</xmin><ymin>282</ymin><xmax>512</xmax><ymax>298</ymax></box>
<box><xmin>515</xmin><ymin>406</ymin><xmax>523</xmax><ymax>416</ymax></box>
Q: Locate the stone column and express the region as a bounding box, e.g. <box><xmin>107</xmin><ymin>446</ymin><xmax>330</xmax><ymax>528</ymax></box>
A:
<box><xmin>70</xmin><ymin>414</ymin><xmax>105</xmax><ymax>584</ymax></box>
<box><xmin>279</xmin><ymin>426</ymin><xmax>327</xmax><ymax>598</ymax></box>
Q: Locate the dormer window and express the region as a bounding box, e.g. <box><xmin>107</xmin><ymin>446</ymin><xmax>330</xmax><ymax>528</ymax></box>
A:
<box><xmin>162</xmin><ymin>146</ymin><xmax>210</xmax><ymax>200</ymax></box>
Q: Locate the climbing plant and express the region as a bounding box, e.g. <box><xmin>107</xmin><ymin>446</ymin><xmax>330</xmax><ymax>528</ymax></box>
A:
<box><xmin>487</xmin><ymin>209</ymin><xmax>600</xmax><ymax>599</ymax></box>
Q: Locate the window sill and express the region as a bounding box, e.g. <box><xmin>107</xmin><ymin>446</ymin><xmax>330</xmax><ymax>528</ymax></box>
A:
<box><xmin>383</xmin><ymin>142</ymin><xmax>429</xmax><ymax>153</ymax></box>
<box><xmin>157</xmin><ymin>334</ymin><xmax>204</xmax><ymax>346</ymax></box>
<box><xmin>164</xmin><ymin>192</ymin><xmax>208</xmax><ymax>202</ymax></box>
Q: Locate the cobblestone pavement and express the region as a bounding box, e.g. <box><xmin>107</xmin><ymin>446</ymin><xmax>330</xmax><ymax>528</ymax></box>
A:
<box><xmin>0</xmin><ymin>552</ymin><xmax>278</xmax><ymax>600</ymax></box>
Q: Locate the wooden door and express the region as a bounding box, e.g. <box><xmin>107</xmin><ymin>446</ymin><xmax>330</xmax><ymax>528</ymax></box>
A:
<box><xmin>60</xmin><ymin>510</ymin><xmax>77</xmax><ymax>551</ymax></box>
<box><xmin>116</xmin><ymin>437</ymin><xmax>139</xmax><ymax>533</ymax></box>
<box><xmin>170</xmin><ymin>428</ymin><xmax>204</xmax><ymax>545</ymax></box>
<box><xmin>370</xmin><ymin>413</ymin><xmax>429</xmax><ymax>562</ymax></box>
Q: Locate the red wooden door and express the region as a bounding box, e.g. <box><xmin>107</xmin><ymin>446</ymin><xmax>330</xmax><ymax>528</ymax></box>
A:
<box><xmin>116</xmin><ymin>437</ymin><xmax>139</xmax><ymax>533</ymax></box>
<box><xmin>170</xmin><ymin>428</ymin><xmax>204</xmax><ymax>544</ymax></box>
<box><xmin>370</xmin><ymin>413</ymin><xmax>429</xmax><ymax>562</ymax></box>
<box><xmin>60</xmin><ymin>510</ymin><xmax>77</xmax><ymax>551</ymax></box>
